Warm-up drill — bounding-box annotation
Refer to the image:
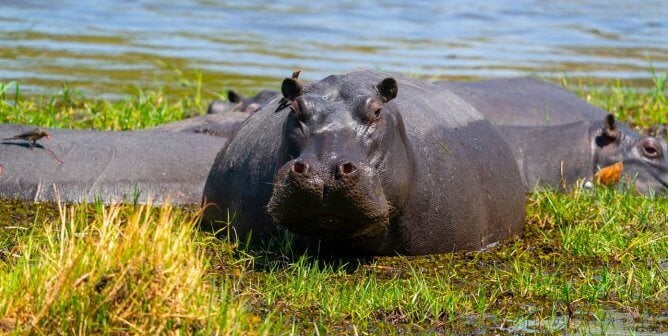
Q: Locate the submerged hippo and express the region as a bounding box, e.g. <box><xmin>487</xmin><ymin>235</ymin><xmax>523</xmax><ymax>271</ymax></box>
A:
<box><xmin>206</xmin><ymin>70</ymin><xmax>299</xmax><ymax>115</ymax></box>
<box><xmin>438</xmin><ymin>78</ymin><xmax>668</xmax><ymax>195</ymax></box>
<box><xmin>0</xmin><ymin>124</ymin><xmax>227</xmax><ymax>204</ymax></box>
<box><xmin>152</xmin><ymin>112</ymin><xmax>250</xmax><ymax>138</ymax></box>
<box><xmin>206</xmin><ymin>90</ymin><xmax>278</xmax><ymax>115</ymax></box>
<box><xmin>202</xmin><ymin>69</ymin><xmax>525</xmax><ymax>255</ymax></box>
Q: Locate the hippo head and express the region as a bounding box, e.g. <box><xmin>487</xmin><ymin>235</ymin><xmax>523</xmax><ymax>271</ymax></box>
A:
<box><xmin>267</xmin><ymin>74</ymin><xmax>412</xmax><ymax>241</ymax></box>
<box><xmin>207</xmin><ymin>90</ymin><xmax>277</xmax><ymax>114</ymax></box>
<box><xmin>593</xmin><ymin>114</ymin><xmax>668</xmax><ymax>195</ymax></box>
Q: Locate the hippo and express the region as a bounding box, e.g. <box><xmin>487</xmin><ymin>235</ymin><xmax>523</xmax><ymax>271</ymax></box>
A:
<box><xmin>0</xmin><ymin>124</ymin><xmax>227</xmax><ymax>204</ymax></box>
<box><xmin>437</xmin><ymin>78</ymin><xmax>668</xmax><ymax>195</ymax></box>
<box><xmin>152</xmin><ymin>112</ymin><xmax>250</xmax><ymax>138</ymax></box>
<box><xmin>202</xmin><ymin>69</ymin><xmax>526</xmax><ymax>255</ymax></box>
<box><xmin>153</xmin><ymin>90</ymin><xmax>279</xmax><ymax>137</ymax></box>
<box><xmin>206</xmin><ymin>70</ymin><xmax>300</xmax><ymax>115</ymax></box>
<box><xmin>206</xmin><ymin>90</ymin><xmax>278</xmax><ymax>115</ymax></box>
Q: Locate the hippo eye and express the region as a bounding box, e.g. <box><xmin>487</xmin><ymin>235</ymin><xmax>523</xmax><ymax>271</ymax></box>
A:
<box><xmin>374</xmin><ymin>108</ymin><xmax>382</xmax><ymax>119</ymax></box>
<box><xmin>641</xmin><ymin>138</ymin><xmax>662</xmax><ymax>159</ymax></box>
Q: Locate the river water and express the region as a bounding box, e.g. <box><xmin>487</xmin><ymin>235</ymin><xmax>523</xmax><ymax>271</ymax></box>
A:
<box><xmin>1</xmin><ymin>0</ymin><xmax>667</xmax><ymax>97</ymax></box>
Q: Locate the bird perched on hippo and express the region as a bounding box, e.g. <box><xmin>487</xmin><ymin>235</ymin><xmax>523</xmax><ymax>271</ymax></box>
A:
<box><xmin>202</xmin><ymin>69</ymin><xmax>526</xmax><ymax>255</ymax></box>
<box><xmin>437</xmin><ymin>78</ymin><xmax>667</xmax><ymax>196</ymax></box>
<box><xmin>3</xmin><ymin>127</ymin><xmax>51</xmax><ymax>146</ymax></box>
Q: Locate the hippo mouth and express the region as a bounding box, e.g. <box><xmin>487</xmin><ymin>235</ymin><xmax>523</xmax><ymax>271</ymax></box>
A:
<box><xmin>267</xmin><ymin>157</ymin><xmax>392</xmax><ymax>240</ymax></box>
<box><xmin>267</xmin><ymin>188</ymin><xmax>391</xmax><ymax>240</ymax></box>
<box><xmin>276</xmin><ymin>212</ymin><xmax>389</xmax><ymax>240</ymax></box>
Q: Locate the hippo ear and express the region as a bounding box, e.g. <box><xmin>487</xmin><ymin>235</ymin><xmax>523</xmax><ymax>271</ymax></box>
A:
<box><xmin>377</xmin><ymin>78</ymin><xmax>398</xmax><ymax>102</ymax></box>
<box><xmin>227</xmin><ymin>90</ymin><xmax>243</xmax><ymax>103</ymax></box>
<box><xmin>282</xmin><ymin>78</ymin><xmax>303</xmax><ymax>101</ymax></box>
<box><xmin>602</xmin><ymin>114</ymin><xmax>620</xmax><ymax>140</ymax></box>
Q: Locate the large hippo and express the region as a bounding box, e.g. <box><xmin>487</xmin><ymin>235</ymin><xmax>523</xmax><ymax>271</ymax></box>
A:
<box><xmin>202</xmin><ymin>69</ymin><xmax>526</xmax><ymax>255</ymax></box>
<box><xmin>438</xmin><ymin>78</ymin><xmax>668</xmax><ymax>195</ymax></box>
<box><xmin>0</xmin><ymin>124</ymin><xmax>227</xmax><ymax>204</ymax></box>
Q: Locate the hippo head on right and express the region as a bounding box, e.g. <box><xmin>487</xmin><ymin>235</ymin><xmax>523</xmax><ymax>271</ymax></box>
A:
<box><xmin>593</xmin><ymin>114</ymin><xmax>668</xmax><ymax>195</ymax></box>
<box><xmin>266</xmin><ymin>74</ymin><xmax>412</xmax><ymax>241</ymax></box>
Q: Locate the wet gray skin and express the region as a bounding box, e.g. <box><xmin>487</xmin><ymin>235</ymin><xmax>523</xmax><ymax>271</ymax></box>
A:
<box><xmin>203</xmin><ymin>69</ymin><xmax>525</xmax><ymax>255</ymax></box>
<box><xmin>206</xmin><ymin>90</ymin><xmax>278</xmax><ymax>114</ymax></box>
<box><xmin>438</xmin><ymin>78</ymin><xmax>668</xmax><ymax>195</ymax></box>
<box><xmin>0</xmin><ymin>124</ymin><xmax>227</xmax><ymax>204</ymax></box>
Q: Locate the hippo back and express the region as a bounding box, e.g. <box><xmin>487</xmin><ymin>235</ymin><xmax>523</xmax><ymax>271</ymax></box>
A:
<box><xmin>374</xmin><ymin>71</ymin><xmax>525</xmax><ymax>253</ymax></box>
<box><xmin>438</xmin><ymin>78</ymin><xmax>606</xmax><ymax>126</ymax></box>
<box><xmin>0</xmin><ymin>125</ymin><xmax>227</xmax><ymax>204</ymax></box>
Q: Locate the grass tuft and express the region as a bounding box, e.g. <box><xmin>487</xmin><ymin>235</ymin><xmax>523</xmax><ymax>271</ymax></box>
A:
<box><xmin>0</xmin><ymin>201</ymin><xmax>273</xmax><ymax>334</ymax></box>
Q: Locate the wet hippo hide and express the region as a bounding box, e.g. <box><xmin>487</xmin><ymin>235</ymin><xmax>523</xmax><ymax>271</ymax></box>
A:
<box><xmin>203</xmin><ymin>69</ymin><xmax>526</xmax><ymax>255</ymax></box>
<box><xmin>0</xmin><ymin>125</ymin><xmax>227</xmax><ymax>204</ymax></box>
<box><xmin>438</xmin><ymin>78</ymin><xmax>668</xmax><ymax>195</ymax></box>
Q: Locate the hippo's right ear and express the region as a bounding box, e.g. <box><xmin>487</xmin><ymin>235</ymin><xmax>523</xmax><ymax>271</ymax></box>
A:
<box><xmin>602</xmin><ymin>114</ymin><xmax>620</xmax><ymax>140</ymax></box>
<box><xmin>282</xmin><ymin>78</ymin><xmax>303</xmax><ymax>101</ymax></box>
<box><xmin>227</xmin><ymin>90</ymin><xmax>243</xmax><ymax>103</ymax></box>
<box><xmin>377</xmin><ymin>78</ymin><xmax>398</xmax><ymax>102</ymax></box>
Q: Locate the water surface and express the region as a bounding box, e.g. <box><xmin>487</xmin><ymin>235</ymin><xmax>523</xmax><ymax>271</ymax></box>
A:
<box><xmin>1</xmin><ymin>0</ymin><xmax>667</xmax><ymax>97</ymax></box>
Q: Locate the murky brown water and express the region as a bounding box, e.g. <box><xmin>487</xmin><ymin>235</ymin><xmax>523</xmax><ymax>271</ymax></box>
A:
<box><xmin>1</xmin><ymin>0</ymin><xmax>666</xmax><ymax>98</ymax></box>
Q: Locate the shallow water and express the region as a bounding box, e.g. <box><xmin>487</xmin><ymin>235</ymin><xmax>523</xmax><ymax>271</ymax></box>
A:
<box><xmin>1</xmin><ymin>1</ymin><xmax>667</xmax><ymax>96</ymax></box>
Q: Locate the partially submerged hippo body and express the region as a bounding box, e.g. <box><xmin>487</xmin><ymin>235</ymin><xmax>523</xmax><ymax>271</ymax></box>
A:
<box><xmin>0</xmin><ymin>125</ymin><xmax>227</xmax><ymax>204</ymax></box>
<box><xmin>206</xmin><ymin>90</ymin><xmax>277</xmax><ymax>115</ymax></box>
<box><xmin>155</xmin><ymin>89</ymin><xmax>279</xmax><ymax>137</ymax></box>
<box><xmin>438</xmin><ymin>78</ymin><xmax>668</xmax><ymax>195</ymax></box>
<box><xmin>203</xmin><ymin>69</ymin><xmax>526</xmax><ymax>255</ymax></box>
<box><xmin>152</xmin><ymin>112</ymin><xmax>250</xmax><ymax>138</ymax></box>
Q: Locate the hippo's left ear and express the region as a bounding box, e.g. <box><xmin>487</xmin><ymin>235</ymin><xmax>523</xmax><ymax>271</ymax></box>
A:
<box><xmin>282</xmin><ymin>78</ymin><xmax>303</xmax><ymax>101</ymax></box>
<box><xmin>602</xmin><ymin>114</ymin><xmax>621</xmax><ymax>140</ymax></box>
<box><xmin>377</xmin><ymin>78</ymin><xmax>398</xmax><ymax>102</ymax></box>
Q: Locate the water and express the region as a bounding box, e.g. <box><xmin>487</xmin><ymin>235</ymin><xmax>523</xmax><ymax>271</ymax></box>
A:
<box><xmin>0</xmin><ymin>0</ymin><xmax>667</xmax><ymax>97</ymax></box>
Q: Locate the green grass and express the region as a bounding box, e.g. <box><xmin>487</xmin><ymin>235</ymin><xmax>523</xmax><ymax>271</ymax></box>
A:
<box><xmin>0</xmin><ymin>75</ymin><xmax>667</xmax><ymax>334</ymax></box>
<box><xmin>1</xmin><ymin>188</ymin><xmax>665</xmax><ymax>334</ymax></box>
<box><xmin>561</xmin><ymin>66</ymin><xmax>667</xmax><ymax>133</ymax></box>
<box><xmin>0</xmin><ymin>82</ymin><xmax>205</xmax><ymax>131</ymax></box>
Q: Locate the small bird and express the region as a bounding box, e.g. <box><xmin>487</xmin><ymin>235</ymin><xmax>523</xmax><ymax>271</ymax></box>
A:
<box><xmin>291</xmin><ymin>69</ymin><xmax>301</xmax><ymax>80</ymax></box>
<box><xmin>3</xmin><ymin>127</ymin><xmax>51</xmax><ymax>146</ymax></box>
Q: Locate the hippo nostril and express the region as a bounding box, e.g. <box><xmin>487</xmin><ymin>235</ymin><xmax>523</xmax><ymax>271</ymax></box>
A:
<box><xmin>336</xmin><ymin>161</ymin><xmax>357</xmax><ymax>179</ymax></box>
<box><xmin>291</xmin><ymin>161</ymin><xmax>309</xmax><ymax>175</ymax></box>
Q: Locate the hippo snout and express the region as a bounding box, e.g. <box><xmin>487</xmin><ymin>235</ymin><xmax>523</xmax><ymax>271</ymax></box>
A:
<box><xmin>335</xmin><ymin>161</ymin><xmax>357</xmax><ymax>179</ymax></box>
<box><xmin>267</xmin><ymin>158</ymin><xmax>389</xmax><ymax>239</ymax></box>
